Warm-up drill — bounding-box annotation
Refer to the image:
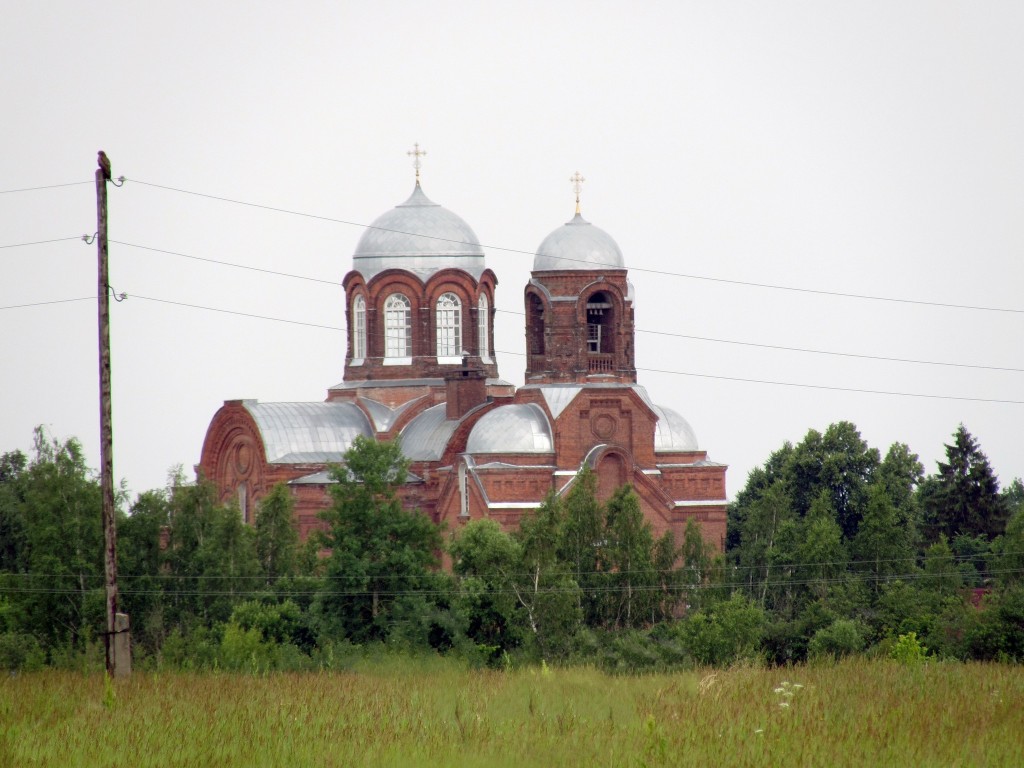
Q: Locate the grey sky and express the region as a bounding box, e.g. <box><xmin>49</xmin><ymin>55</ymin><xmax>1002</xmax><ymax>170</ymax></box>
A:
<box><xmin>3</xmin><ymin>2</ymin><xmax>1022</xmax><ymax>500</ymax></box>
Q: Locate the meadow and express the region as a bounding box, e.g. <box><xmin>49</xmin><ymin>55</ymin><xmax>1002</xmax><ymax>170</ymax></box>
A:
<box><xmin>1</xmin><ymin>657</ymin><xmax>1022</xmax><ymax>767</ymax></box>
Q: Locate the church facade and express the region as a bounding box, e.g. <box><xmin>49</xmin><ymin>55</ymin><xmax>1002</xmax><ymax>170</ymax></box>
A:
<box><xmin>198</xmin><ymin>163</ymin><xmax>728</xmax><ymax>550</ymax></box>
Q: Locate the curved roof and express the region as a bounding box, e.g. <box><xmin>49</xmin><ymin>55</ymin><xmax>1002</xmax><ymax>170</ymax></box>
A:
<box><xmin>243</xmin><ymin>401</ymin><xmax>373</xmax><ymax>463</ymax></box>
<box><xmin>399</xmin><ymin>403</ymin><xmax>459</xmax><ymax>461</ymax></box>
<box><xmin>352</xmin><ymin>184</ymin><xmax>486</xmax><ymax>281</ymax></box>
<box><xmin>467</xmin><ymin>403</ymin><xmax>553</xmax><ymax>454</ymax></box>
<box><xmin>651</xmin><ymin>403</ymin><xmax>699</xmax><ymax>452</ymax></box>
<box><xmin>533</xmin><ymin>213</ymin><xmax>625</xmax><ymax>272</ymax></box>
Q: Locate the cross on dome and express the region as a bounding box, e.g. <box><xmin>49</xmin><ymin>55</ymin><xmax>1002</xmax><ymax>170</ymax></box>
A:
<box><xmin>570</xmin><ymin>171</ymin><xmax>585</xmax><ymax>214</ymax></box>
<box><xmin>408</xmin><ymin>143</ymin><xmax>427</xmax><ymax>184</ymax></box>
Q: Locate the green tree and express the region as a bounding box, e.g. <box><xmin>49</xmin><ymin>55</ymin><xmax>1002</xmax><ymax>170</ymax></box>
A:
<box><xmin>449</xmin><ymin>519</ymin><xmax>524</xmax><ymax>662</ymax></box>
<box><xmin>602</xmin><ymin>486</ymin><xmax>657</xmax><ymax>628</ymax></box>
<box><xmin>557</xmin><ymin>467</ymin><xmax>604</xmax><ymax>624</ymax></box>
<box><xmin>164</xmin><ymin>474</ymin><xmax>259</xmax><ymax>627</ymax></box>
<box><xmin>314</xmin><ymin>437</ymin><xmax>441</xmax><ymax>644</ymax></box>
<box><xmin>852</xmin><ymin>483</ymin><xmax>916</xmax><ymax>593</ymax></box>
<box><xmin>786</xmin><ymin>422</ymin><xmax>879</xmax><ymax>539</ymax></box>
<box><xmin>511</xmin><ymin>491</ymin><xmax>582</xmax><ymax>659</ymax></box>
<box><xmin>921</xmin><ymin>425</ymin><xmax>1008</xmax><ymax>541</ymax></box>
<box><xmin>16</xmin><ymin>429</ymin><xmax>105</xmax><ymax>652</ymax></box>
<box><xmin>737</xmin><ymin>480</ymin><xmax>795</xmax><ymax>607</ymax></box>
<box><xmin>255</xmin><ymin>483</ymin><xmax>299</xmax><ymax>583</ymax></box>
<box><xmin>796</xmin><ymin>491</ymin><xmax>846</xmax><ymax>604</ymax></box>
<box><xmin>118</xmin><ymin>489</ymin><xmax>171</xmax><ymax>656</ymax></box>
<box><xmin>0</xmin><ymin>451</ymin><xmax>28</xmax><ymax>573</ymax></box>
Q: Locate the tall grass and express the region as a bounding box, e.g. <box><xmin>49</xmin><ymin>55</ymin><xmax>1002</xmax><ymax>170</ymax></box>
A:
<box><xmin>1</xmin><ymin>657</ymin><xmax>1021</xmax><ymax>766</ymax></box>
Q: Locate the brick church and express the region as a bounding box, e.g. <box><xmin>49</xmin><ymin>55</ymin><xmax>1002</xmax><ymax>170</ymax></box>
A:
<box><xmin>198</xmin><ymin>158</ymin><xmax>728</xmax><ymax>549</ymax></box>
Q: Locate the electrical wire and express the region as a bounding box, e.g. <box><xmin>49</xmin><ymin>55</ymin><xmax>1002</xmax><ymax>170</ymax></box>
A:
<box><xmin>37</xmin><ymin>292</ymin><xmax>1018</xmax><ymax>404</ymax></box>
<box><xmin>124</xmin><ymin>178</ymin><xmax>1024</xmax><ymax>315</ymax></box>
<box><xmin>1</xmin><ymin>567</ymin><xmax>1021</xmax><ymax>599</ymax></box>
<box><xmin>0</xmin><ymin>181</ymin><xmax>93</xmax><ymax>194</ymax></box>
<box><xmin>116</xmin><ymin>239</ymin><xmax>1024</xmax><ymax>374</ymax></box>
<box><xmin>0</xmin><ymin>236</ymin><xmax>84</xmax><ymax>249</ymax></box>
<box><xmin>6</xmin><ymin>547</ymin><xmax>1020</xmax><ymax>583</ymax></box>
<box><xmin>0</xmin><ymin>297</ymin><xmax>93</xmax><ymax>311</ymax></box>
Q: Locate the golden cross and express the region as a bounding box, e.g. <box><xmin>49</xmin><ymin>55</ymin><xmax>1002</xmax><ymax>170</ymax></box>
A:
<box><xmin>408</xmin><ymin>143</ymin><xmax>427</xmax><ymax>183</ymax></box>
<box><xmin>570</xmin><ymin>171</ymin><xmax>585</xmax><ymax>214</ymax></box>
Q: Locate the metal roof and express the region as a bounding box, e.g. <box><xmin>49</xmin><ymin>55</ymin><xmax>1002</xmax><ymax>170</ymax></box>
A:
<box><xmin>466</xmin><ymin>403</ymin><xmax>554</xmax><ymax>454</ymax></box>
<box><xmin>357</xmin><ymin>397</ymin><xmax>419</xmax><ymax>432</ymax></box>
<box><xmin>533</xmin><ymin>213</ymin><xmax>625</xmax><ymax>272</ymax></box>
<box><xmin>352</xmin><ymin>184</ymin><xmax>486</xmax><ymax>281</ymax></box>
<box><xmin>243</xmin><ymin>401</ymin><xmax>373</xmax><ymax>463</ymax></box>
<box><xmin>651</xmin><ymin>403</ymin><xmax>699</xmax><ymax>452</ymax></box>
<box><xmin>398</xmin><ymin>403</ymin><xmax>458</xmax><ymax>461</ymax></box>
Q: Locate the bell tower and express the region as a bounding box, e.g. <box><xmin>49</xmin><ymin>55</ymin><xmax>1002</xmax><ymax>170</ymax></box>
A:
<box><xmin>524</xmin><ymin>172</ymin><xmax>636</xmax><ymax>385</ymax></box>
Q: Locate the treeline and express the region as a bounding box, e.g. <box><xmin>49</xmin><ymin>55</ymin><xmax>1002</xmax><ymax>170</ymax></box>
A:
<box><xmin>1</xmin><ymin>424</ymin><xmax>1022</xmax><ymax>672</ymax></box>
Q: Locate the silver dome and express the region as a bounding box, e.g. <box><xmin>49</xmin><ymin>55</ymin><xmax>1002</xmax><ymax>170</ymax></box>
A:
<box><xmin>399</xmin><ymin>404</ymin><xmax>459</xmax><ymax>461</ymax></box>
<box><xmin>353</xmin><ymin>184</ymin><xmax>486</xmax><ymax>281</ymax></box>
<box><xmin>532</xmin><ymin>213</ymin><xmax>625</xmax><ymax>272</ymax></box>
<box><xmin>466</xmin><ymin>403</ymin><xmax>553</xmax><ymax>454</ymax></box>
<box><xmin>243</xmin><ymin>401</ymin><xmax>374</xmax><ymax>463</ymax></box>
<box><xmin>651</xmin><ymin>403</ymin><xmax>699</xmax><ymax>452</ymax></box>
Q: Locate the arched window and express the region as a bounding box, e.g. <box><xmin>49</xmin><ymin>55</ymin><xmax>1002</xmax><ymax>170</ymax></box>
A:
<box><xmin>384</xmin><ymin>293</ymin><xmax>411</xmax><ymax>360</ymax></box>
<box><xmin>351</xmin><ymin>294</ymin><xmax>366</xmax><ymax>361</ymax></box>
<box><xmin>478</xmin><ymin>294</ymin><xmax>490</xmax><ymax>362</ymax></box>
<box><xmin>436</xmin><ymin>292</ymin><xmax>462</xmax><ymax>360</ymax></box>
<box><xmin>586</xmin><ymin>291</ymin><xmax>614</xmax><ymax>354</ymax></box>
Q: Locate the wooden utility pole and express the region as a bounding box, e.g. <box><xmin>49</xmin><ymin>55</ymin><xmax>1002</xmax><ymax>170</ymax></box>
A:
<box><xmin>96</xmin><ymin>151</ymin><xmax>129</xmax><ymax>677</ymax></box>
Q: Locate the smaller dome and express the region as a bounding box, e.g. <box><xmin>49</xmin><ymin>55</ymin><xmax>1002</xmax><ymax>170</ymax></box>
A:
<box><xmin>533</xmin><ymin>213</ymin><xmax>625</xmax><ymax>272</ymax></box>
<box><xmin>652</xmin><ymin>404</ymin><xmax>699</xmax><ymax>452</ymax></box>
<box><xmin>467</xmin><ymin>404</ymin><xmax>553</xmax><ymax>453</ymax></box>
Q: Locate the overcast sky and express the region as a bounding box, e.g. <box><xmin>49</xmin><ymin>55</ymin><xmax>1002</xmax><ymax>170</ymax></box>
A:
<box><xmin>3</xmin><ymin>2</ymin><xmax>1022</xmax><ymax>502</ymax></box>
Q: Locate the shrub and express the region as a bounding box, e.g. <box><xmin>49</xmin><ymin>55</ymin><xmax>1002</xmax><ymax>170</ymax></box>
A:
<box><xmin>808</xmin><ymin>619</ymin><xmax>866</xmax><ymax>660</ymax></box>
<box><xmin>0</xmin><ymin>632</ymin><xmax>45</xmax><ymax>671</ymax></box>
<box><xmin>892</xmin><ymin>632</ymin><xmax>928</xmax><ymax>664</ymax></box>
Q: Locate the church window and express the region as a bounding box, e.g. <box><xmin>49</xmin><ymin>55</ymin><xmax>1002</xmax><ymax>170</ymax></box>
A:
<box><xmin>528</xmin><ymin>294</ymin><xmax>545</xmax><ymax>355</ymax></box>
<box><xmin>352</xmin><ymin>294</ymin><xmax>366</xmax><ymax>361</ymax></box>
<box><xmin>384</xmin><ymin>293</ymin><xmax>412</xmax><ymax>359</ymax></box>
<box><xmin>436</xmin><ymin>292</ymin><xmax>462</xmax><ymax>359</ymax></box>
<box><xmin>458</xmin><ymin>461</ymin><xmax>469</xmax><ymax>518</ymax></box>
<box><xmin>478</xmin><ymin>294</ymin><xmax>490</xmax><ymax>361</ymax></box>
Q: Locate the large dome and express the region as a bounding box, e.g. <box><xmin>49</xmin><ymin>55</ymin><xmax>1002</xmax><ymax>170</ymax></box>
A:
<box><xmin>533</xmin><ymin>213</ymin><xmax>625</xmax><ymax>272</ymax></box>
<box><xmin>353</xmin><ymin>184</ymin><xmax>486</xmax><ymax>281</ymax></box>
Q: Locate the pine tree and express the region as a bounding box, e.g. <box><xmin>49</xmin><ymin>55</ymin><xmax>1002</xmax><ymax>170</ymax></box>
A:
<box><xmin>922</xmin><ymin>425</ymin><xmax>1008</xmax><ymax>541</ymax></box>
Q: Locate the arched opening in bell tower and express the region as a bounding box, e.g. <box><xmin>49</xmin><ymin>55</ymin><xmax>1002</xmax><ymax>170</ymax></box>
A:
<box><xmin>586</xmin><ymin>290</ymin><xmax>615</xmax><ymax>356</ymax></box>
<box><xmin>528</xmin><ymin>293</ymin><xmax>546</xmax><ymax>355</ymax></box>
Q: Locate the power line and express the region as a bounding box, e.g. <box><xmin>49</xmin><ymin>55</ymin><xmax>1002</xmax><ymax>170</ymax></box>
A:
<box><xmin>0</xmin><ymin>181</ymin><xmax>92</xmax><ymax>194</ymax></box>
<box><xmin>9</xmin><ymin>289</ymin><xmax>1023</xmax><ymax>403</ymax></box>
<box><xmin>111</xmin><ymin>240</ymin><xmax>340</xmax><ymax>286</ymax></box>
<box><xmin>2</xmin><ymin>567</ymin><xmax>1020</xmax><ymax>599</ymax></box>
<box><xmin>116</xmin><ymin>238</ymin><xmax>1023</xmax><ymax>374</ymax></box>
<box><xmin>9</xmin><ymin>545</ymin><xmax>1014</xmax><ymax>582</ymax></box>
<box><xmin>90</xmin><ymin>293</ymin><xmax>1024</xmax><ymax>404</ymax></box>
<box><xmin>124</xmin><ymin>177</ymin><xmax>1024</xmax><ymax>315</ymax></box>
<box><xmin>129</xmin><ymin>294</ymin><xmax>343</xmax><ymax>331</ymax></box>
<box><xmin>0</xmin><ymin>236</ymin><xmax>84</xmax><ymax>249</ymax></box>
<box><xmin>0</xmin><ymin>296</ymin><xmax>93</xmax><ymax>311</ymax></box>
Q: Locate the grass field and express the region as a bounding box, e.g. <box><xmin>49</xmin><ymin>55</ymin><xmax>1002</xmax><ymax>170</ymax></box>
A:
<box><xmin>2</xmin><ymin>657</ymin><xmax>1022</xmax><ymax>767</ymax></box>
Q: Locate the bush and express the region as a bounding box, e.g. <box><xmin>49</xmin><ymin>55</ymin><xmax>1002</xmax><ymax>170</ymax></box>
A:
<box><xmin>808</xmin><ymin>619</ymin><xmax>866</xmax><ymax>660</ymax></box>
<box><xmin>0</xmin><ymin>632</ymin><xmax>45</xmax><ymax>671</ymax></box>
<box><xmin>892</xmin><ymin>632</ymin><xmax>928</xmax><ymax>664</ymax></box>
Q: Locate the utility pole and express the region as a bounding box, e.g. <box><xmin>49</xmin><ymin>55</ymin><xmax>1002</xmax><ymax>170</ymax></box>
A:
<box><xmin>95</xmin><ymin>150</ymin><xmax>129</xmax><ymax>677</ymax></box>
